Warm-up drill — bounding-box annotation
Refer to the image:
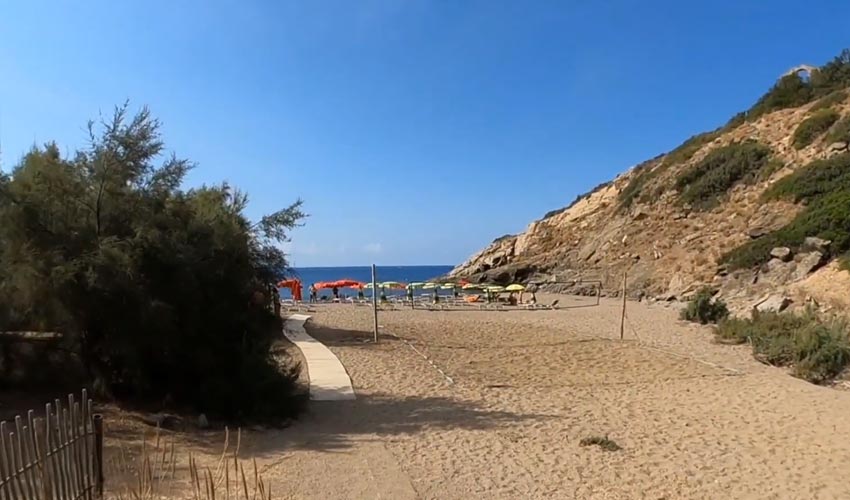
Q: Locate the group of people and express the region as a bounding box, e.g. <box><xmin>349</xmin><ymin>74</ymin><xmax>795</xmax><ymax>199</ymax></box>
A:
<box><xmin>306</xmin><ymin>284</ymin><xmax>366</xmax><ymax>303</ymax></box>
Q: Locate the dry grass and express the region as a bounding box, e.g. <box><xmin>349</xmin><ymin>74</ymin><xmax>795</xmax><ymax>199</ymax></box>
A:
<box><xmin>108</xmin><ymin>427</ymin><xmax>274</xmax><ymax>500</ymax></box>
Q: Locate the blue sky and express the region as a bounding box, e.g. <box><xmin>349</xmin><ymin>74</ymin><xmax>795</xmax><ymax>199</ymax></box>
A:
<box><xmin>2</xmin><ymin>1</ymin><xmax>849</xmax><ymax>266</ymax></box>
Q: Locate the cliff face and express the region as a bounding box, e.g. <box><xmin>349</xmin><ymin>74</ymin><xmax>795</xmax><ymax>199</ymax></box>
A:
<box><xmin>449</xmin><ymin>72</ymin><xmax>850</xmax><ymax>314</ymax></box>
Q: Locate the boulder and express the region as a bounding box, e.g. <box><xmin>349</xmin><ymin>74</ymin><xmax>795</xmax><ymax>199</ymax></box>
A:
<box><xmin>828</xmin><ymin>141</ymin><xmax>848</xmax><ymax>152</ymax></box>
<box><xmin>770</xmin><ymin>247</ymin><xmax>792</xmax><ymax>262</ymax></box>
<box><xmin>803</xmin><ymin>236</ymin><xmax>831</xmax><ymax>252</ymax></box>
<box><xmin>748</xmin><ymin>227</ymin><xmax>769</xmax><ymax>239</ymax></box>
<box><xmin>197</xmin><ymin>413</ymin><xmax>210</xmax><ymax>429</ymax></box>
<box><xmin>755</xmin><ymin>295</ymin><xmax>792</xmax><ymax>313</ymax></box>
<box><xmin>793</xmin><ymin>251</ymin><xmax>825</xmax><ymax>280</ymax></box>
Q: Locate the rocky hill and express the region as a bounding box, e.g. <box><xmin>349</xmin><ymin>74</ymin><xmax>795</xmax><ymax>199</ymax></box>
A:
<box><xmin>449</xmin><ymin>50</ymin><xmax>850</xmax><ymax>315</ymax></box>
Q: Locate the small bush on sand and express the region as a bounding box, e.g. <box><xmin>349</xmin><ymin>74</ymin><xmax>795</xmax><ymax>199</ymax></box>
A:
<box><xmin>792</xmin><ymin>109</ymin><xmax>840</xmax><ymax>149</ymax></box>
<box><xmin>579</xmin><ymin>436</ymin><xmax>621</xmax><ymax>451</ymax></box>
<box><xmin>715</xmin><ymin>310</ymin><xmax>850</xmax><ymax>384</ymax></box>
<box><xmin>680</xmin><ymin>288</ymin><xmax>729</xmax><ymax>325</ymax></box>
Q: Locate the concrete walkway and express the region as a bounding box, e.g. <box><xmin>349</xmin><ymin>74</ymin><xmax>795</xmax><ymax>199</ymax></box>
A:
<box><xmin>284</xmin><ymin>314</ymin><xmax>356</xmax><ymax>401</ymax></box>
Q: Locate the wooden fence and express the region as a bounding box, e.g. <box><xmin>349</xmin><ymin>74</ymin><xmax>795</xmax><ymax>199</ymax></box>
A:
<box><xmin>0</xmin><ymin>390</ymin><xmax>104</xmax><ymax>500</ymax></box>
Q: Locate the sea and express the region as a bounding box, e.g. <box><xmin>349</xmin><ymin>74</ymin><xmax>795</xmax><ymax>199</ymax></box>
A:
<box><xmin>279</xmin><ymin>265</ymin><xmax>454</xmax><ymax>299</ymax></box>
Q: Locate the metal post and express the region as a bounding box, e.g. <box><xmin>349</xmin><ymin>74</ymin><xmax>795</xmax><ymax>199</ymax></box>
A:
<box><xmin>93</xmin><ymin>414</ymin><xmax>103</xmax><ymax>498</ymax></box>
<box><xmin>371</xmin><ymin>264</ymin><xmax>379</xmax><ymax>343</ymax></box>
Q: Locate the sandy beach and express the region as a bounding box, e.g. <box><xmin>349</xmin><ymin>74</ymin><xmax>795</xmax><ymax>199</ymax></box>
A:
<box><xmin>97</xmin><ymin>295</ymin><xmax>850</xmax><ymax>499</ymax></box>
<box><xmin>248</xmin><ymin>295</ymin><xmax>850</xmax><ymax>499</ymax></box>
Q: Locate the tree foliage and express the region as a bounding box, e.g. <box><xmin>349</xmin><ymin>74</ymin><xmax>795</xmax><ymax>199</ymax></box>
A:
<box><xmin>0</xmin><ymin>104</ymin><xmax>306</xmax><ymax>420</ymax></box>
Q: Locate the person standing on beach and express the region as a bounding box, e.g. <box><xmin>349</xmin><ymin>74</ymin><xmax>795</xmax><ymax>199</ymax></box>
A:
<box><xmin>332</xmin><ymin>286</ymin><xmax>339</xmax><ymax>301</ymax></box>
<box><xmin>309</xmin><ymin>283</ymin><xmax>317</xmax><ymax>303</ymax></box>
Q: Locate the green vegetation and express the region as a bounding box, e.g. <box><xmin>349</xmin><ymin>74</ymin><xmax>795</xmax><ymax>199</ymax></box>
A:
<box><xmin>680</xmin><ymin>288</ymin><xmax>729</xmax><ymax>325</ymax></box>
<box><xmin>664</xmin><ymin>131</ymin><xmax>721</xmax><ymax>168</ymax></box>
<box><xmin>723</xmin><ymin>153</ymin><xmax>850</xmax><ymax>269</ymax></box>
<box><xmin>792</xmin><ymin>109</ymin><xmax>841</xmax><ymax>149</ymax></box>
<box><xmin>809</xmin><ymin>89</ymin><xmax>847</xmax><ymax>112</ymax></box>
<box><xmin>579</xmin><ymin>436</ymin><xmax>621</xmax><ymax>451</ymax></box>
<box><xmin>747</xmin><ymin>49</ymin><xmax>850</xmax><ymax>120</ymax></box>
<box><xmin>0</xmin><ymin>105</ymin><xmax>306</xmax><ymax>420</ymax></box>
<box><xmin>617</xmin><ymin>157</ymin><xmax>665</xmax><ymax>210</ymax></box>
<box><xmin>674</xmin><ymin>142</ymin><xmax>772</xmax><ymax>209</ymax></box>
<box><xmin>826</xmin><ymin>115</ymin><xmax>850</xmax><ymax>144</ymax></box>
<box><xmin>715</xmin><ymin>311</ymin><xmax>850</xmax><ymax>384</ymax></box>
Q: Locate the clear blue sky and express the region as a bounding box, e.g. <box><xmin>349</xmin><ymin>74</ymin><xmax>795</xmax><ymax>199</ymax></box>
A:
<box><xmin>2</xmin><ymin>1</ymin><xmax>849</xmax><ymax>266</ymax></box>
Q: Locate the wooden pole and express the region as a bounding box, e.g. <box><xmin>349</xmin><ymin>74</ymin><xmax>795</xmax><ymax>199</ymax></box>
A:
<box><xmin>620</xmin><ymin>270</ymin><xmax>627</xmax><ymax>340</ymax></box>
<box><xmin>93</xmin><ymin>414</ymin><xmax>103</xmax><ymax>499</ymax></box>
<box><xmin>371</xmin><ymin>264</ymin><xmax>379</xmax><ymax>343</ymax></box>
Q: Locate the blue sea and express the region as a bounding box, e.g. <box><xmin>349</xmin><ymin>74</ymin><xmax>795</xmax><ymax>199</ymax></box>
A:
<box><xmin>279</xmin><ymin>265</ymin><xmax>454</xmax><ymax>299</ymax></box>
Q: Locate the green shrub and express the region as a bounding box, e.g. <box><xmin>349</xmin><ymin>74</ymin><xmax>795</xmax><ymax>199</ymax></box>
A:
<box><xmin>681</xmin><ymin>288</ymin><xmax>729</xmax><ymax>325</ymax></box>
<box><xmin>664</xmin><ymin>131</ymin><xmax>721</xmax><ymax>167</ymax></box>
<box><xmin>764</xmin><ymin>152</ymin><xmax>850</xmax><ymax>203</ymax></box>
<box><xmin>723</xmin><ymin>153</ymin><xmax>850</xmax><ymax>269</ymax></box>
<box><xmin>792</xmin><ymin>109</ymin><xmax>840</xmax><ymax>149</ymax></box>
<box><xmin>618</xmin><ymin>157</ymin><xmax>664</xmax><ymax>210</ymax></box>
<box><xmin>810</xmin><ymin>90</ymin><xmax>847</xmax><ymax>112</ymax></box>
<box><xmin>579</xmin><ymin>436</ymin><xmax>621</xmax><ymax>451</ymax></box>
<box><xmin>675</xmin><ymin>142</ymin><xmax>772</xmax><ymax>209</ymax></box>
<box><xmin>826</xmin><ymin>116</ymin><xmax>850</xmax><ymax>144</ymax></box>
<box><xmin>717</xmin><ymin>310</ymin><xmax>850</xmax><ymax>384</ymax></box>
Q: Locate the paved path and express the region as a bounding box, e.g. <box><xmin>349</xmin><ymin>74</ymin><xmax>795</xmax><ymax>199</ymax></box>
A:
<box><xmin>284</xmin><ymin>314</ymin><xmax>356</xmax><ymax>401</ymax></box>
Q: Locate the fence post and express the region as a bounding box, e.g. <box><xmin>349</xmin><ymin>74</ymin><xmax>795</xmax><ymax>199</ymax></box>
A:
<box><xmin>620</xmin><ymin>270</ymin><xmax>627</xmax><ymax>340</ymax></box>
<box><xmin>93</xmin><ymin>415</ymin><xmax>103</xmax><ymax>499</ymax></box>
<box><xmin>371</xmin><ymin>264</ymin><xmax>379</xmax><ymax>343</ymax></box>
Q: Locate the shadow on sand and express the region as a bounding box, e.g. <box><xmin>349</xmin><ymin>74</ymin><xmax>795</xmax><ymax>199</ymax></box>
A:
<box><xmin>241</xmin><ymin>391</ymin><xmax>553</xmax><ymax>455</ymax></box>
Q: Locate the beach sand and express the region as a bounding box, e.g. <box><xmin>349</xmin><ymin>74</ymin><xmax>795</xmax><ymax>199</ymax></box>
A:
<box><xmin>100</xmin><ymin>295</ymin><xmax>850</xmax><ymax>499</ymax></box>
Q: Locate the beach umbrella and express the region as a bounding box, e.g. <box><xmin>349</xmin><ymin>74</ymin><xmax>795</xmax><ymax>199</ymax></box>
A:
<box><xmin>423</xmin><ymin>283</ymin><xmax>440</xmax><ymax>289</ymax></box>
<box><xmin>381</xmin><ymin>281</ymin><xmax>405</xmax><ymax>289</ymax></box>
<box><xmin>407</xmin><ymin>282</ymin><xmax>425</xmax><ymax>289</ymax></box>
<box><xmin>462</xmin><ymin>283</ymin><xmax>484</xmax><ymax>290</ymax></box>
<box><xmin>486</xmin><ymin>286</ymin><xmax>505</xmax><ymax>293</ymax></box>
<box><xmin>505</xmin><ymin>284</ymin><xmax>525</xmax><ymax>292</ymax></box>
<box><xmin>332</xmin><ymin>279</ymin><xmax>363</xmax><ymax>288</ymax></box>
<box><xmin>441</xmin><ymin>283</ymin><xmax>457</xmax><ymax>290</ymax></box>
<box><xmin>363</xmin><ymin>283</ymin><xmax>375</xmax><ymax>289</ymax></box>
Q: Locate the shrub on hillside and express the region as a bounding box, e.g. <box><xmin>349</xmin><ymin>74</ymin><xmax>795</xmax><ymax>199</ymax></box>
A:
<box><xmin>618</xmin><ymin>157</ymin><xmax>665</xmax><ymax>210</ymax></box>
<box><xmin>674</xmin><ymin>142</ymin><xmax>772</xmax><ymax>209</ymax></box>
<box><xmin>809</xmin><ymin>90</ymin><xmax>848</xmax><ymax>112</ymax></box>
<box><xmin>723</xmin><ymin>153</ymin><xmax>850</xmax><ymax>269</ymax></box>
<box><xmin>792</xmin><ymin>109</ymin><xmax>841</xmax><ymax>149</ymax></box>
<box><xmin>680</xmin><ymin>288</ymin><xmax>729</xmax><ymax>325</ymax></box>
<box><xmin>826</xmin><ymin>116</ymin><xmax>850</xmax><ymax>144</ymax></box>
<box><xmin>715</xmin><ymin>310</ymin><xmax>850</xmax><ymax>384</ymax></box>
<box><xmin>0</xmin><ymin>105</ymin><xmax>307</xmax><ymax>421</ymax></box>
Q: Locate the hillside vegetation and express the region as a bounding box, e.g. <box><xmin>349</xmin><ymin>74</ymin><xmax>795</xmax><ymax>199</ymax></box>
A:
<box><xmin>450</xmin><ymin>47</ymin><xmax>850</xmax><ymax>313</ymax></box>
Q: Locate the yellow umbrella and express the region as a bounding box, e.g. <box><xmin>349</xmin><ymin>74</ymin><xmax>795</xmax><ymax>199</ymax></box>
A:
<box><xmin>505</xmin><ymin>284</ymin><xmax>525</xmax><ymax>292</ymax></box>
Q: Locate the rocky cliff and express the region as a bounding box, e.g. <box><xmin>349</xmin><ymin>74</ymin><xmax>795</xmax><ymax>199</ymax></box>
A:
<box><xmin>449</xmin><ymin>52</ymin><xmax>850</xmax><ymax>315</ymax></box>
